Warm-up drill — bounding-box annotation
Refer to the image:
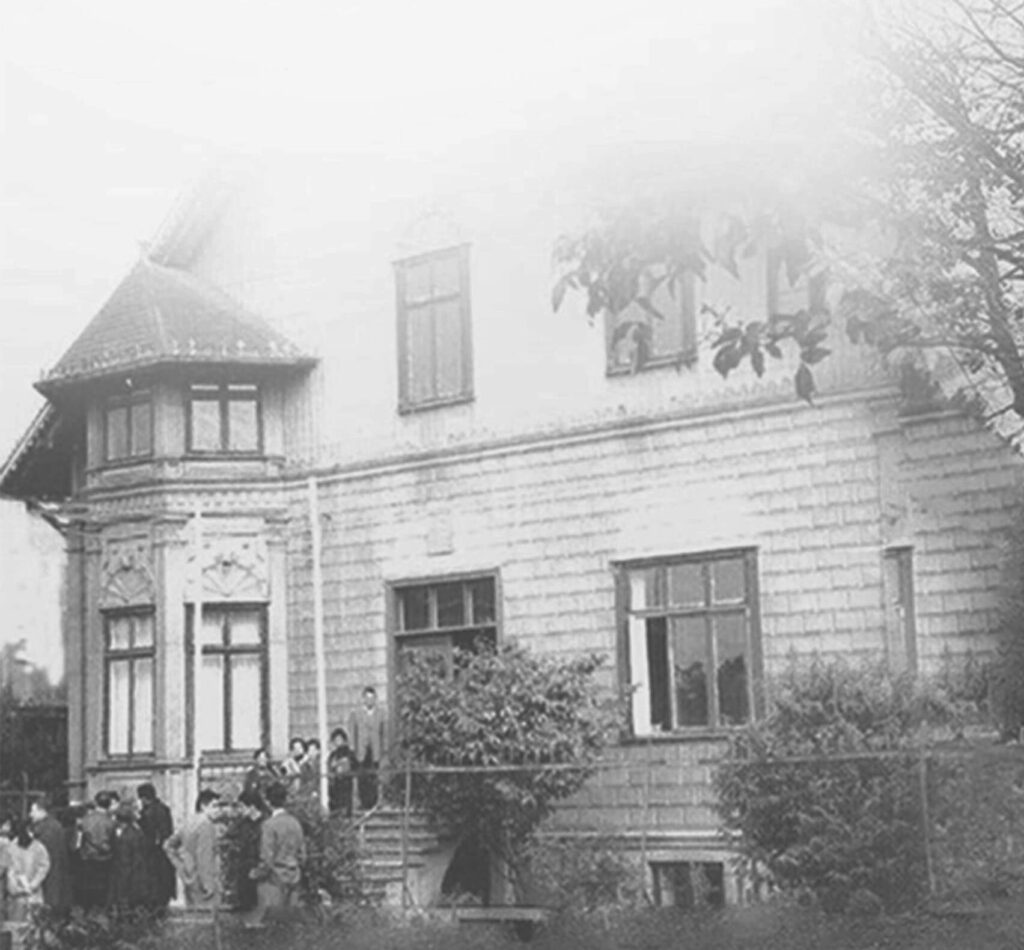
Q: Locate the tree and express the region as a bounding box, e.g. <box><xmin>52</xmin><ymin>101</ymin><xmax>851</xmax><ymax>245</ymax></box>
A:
<box><xmin>553</xmin><ymin>1</ymin><xmax>1024</xmax><ymax>418</ymax></box>
<box><xmin>395</xmin><ymin>643</ymin><xmax>622</xmax><ymax>899</ymax></box>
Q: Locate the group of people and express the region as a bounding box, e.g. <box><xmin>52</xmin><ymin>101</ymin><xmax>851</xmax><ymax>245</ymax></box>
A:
<box><xmin>0</xmin><ymin>786</ymin><xmax>177</xmax><ymax>947</ymax></box>
<box><xmin>165</xmin><ymin>784</ymin><xmax>306</xmax><ymax>930</ymax></box>
<box><xmin>243</xmin><ymin>685</ymin><xmax>388</xmax><ymax>817</ymax></box>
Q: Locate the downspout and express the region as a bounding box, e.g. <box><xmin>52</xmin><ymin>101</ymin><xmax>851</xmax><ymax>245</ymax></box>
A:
<box><xmin>192</xmin><ymin>507</ymin><xmax>204</xmax><ymax>807</ymax></box>
<box><xmin>308</xmin><ymin>477</ymin><xmax>329</xmax><ymax>811</ymax></box>
<box><xmin>77</xmin><ymin>522</ymin><xmax>88</xmax><ymax>800</ymax></box>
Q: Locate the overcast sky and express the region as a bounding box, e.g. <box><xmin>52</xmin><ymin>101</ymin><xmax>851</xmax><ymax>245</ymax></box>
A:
<box><xmin>0</xmin><ymin>0</ymin><xmax>862</xmax><ymax>672</ymax></box>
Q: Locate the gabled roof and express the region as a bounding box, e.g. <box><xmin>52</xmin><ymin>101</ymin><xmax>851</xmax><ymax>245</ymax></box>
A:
<box><xmin>36</xmin><ymin>256</ymin><xmax>314</xmax><ymax>395</ymax></box>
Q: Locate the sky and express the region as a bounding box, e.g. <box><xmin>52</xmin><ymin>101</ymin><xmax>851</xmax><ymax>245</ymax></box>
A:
<box><xmin>0</xmin><ymin>0</ymin><xmax>863</xmax><ymax>673</ymax></box>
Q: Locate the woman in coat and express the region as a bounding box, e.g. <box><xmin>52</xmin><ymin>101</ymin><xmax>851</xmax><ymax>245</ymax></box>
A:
<box><xmin>110</xmin><ymin>802</ymin><xmax>153</xmax><ymax>912</ymax></box>
<box><xmin>5</xmin><ymin>818</ymin><xmax>51</xmax><ymax>922</ymax></box>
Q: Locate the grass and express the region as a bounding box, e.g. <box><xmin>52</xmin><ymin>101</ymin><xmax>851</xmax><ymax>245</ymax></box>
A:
<box><xmin>137</xmin><ymin>899</ymin><xmax>1024</xmax><ymax>950</ymax></box>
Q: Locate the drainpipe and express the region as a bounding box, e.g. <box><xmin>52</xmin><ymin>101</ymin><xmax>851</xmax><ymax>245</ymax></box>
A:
<box><xmin>192</xmin><ymin>507</ymin><xmax>205</xmax><ymax>808</ymax></box>
<box><xmin>308</xmin><ymin>477</ymin><xmax>329</xmax><ymax>812</ymax></box>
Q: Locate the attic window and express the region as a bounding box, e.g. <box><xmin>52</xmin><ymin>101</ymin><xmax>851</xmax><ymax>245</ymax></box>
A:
<box><xmin>187</xmin><ymin>383</ymin><xmax>261</xmax><ymax>454</ymax></box>
<box><xmin>105</xmin><ymin>390</ymin><xmax>152</xmax><ymax>462</ymax></box>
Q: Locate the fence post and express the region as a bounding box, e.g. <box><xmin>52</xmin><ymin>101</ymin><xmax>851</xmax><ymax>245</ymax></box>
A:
<box><xmin>401</xmin><ymin>765</ymin><xmax>412</xmax><ymax>908</ymax></box>
<box><xmin>918</xmin><ymin>748</ymin><xmax>936</xmax><ymax>898</ymax></box>
<box><xmin>639</xmin><ymin>738</ymin><xmax>652</xmax><ymax>903</ymax></box>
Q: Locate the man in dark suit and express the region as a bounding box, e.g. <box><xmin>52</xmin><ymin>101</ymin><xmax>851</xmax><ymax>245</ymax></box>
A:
<box><xmin>244</xmin><ymin>783</ymin><xmax>306</xmax><ymax>929</ymax></box>
<box><xmin>137</xmin><ymin>783</ymin><xmax>176</xmax><ymax>912</ymax></box>
<box><xmin>29</xmin><ymin>795</ymin><xmax>72</xmax><ymax>916</ymax></box>
<box><xmin>347</xmin><ymin>686</ymin><xmax>387</xmax><ymax>810</ymax></box>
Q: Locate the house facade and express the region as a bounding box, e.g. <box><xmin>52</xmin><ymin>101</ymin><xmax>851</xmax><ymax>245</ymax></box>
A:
<box><xmin>3</xmin><ymin>145</ymin><xmax>1022</xmax><ymax>906</ymax></box>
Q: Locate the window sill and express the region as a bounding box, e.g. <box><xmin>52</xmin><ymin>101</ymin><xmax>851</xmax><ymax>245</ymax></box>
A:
<box><xmin>183</xmin><ymin>451</ymin><xmax>266</xmax><ymax>460</ymax></box>
<box><xmin>94</xmin><ymin>754</ymin><xmax>157</xmax><ymax>770</ymax></box>
<box><xmin>398</xmin><ymin>393</ymin><xmax>474</xmax><ymax>415</ymax></box>
<box><xmin>621</xmin><ymin>728</ymin><xmax>743</xmax><ymax>746</ymax></box>
<box><xmin>95</xmin><ymin>456</ymin><xmax>154</xmax><ymax>472</ymax></box>
<box><xmin>606</xmin><ymin>351</ymin><xmax>697</xmax><ymax>377</ymax></box>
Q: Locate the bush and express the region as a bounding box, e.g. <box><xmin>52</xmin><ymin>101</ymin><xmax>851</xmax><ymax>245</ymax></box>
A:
<box><xmin>396</xmin><ymin>642</ymin><xmax>622</xmax><ymax>891</ymax></box>
<box><xmin>289</xmin><ymin>795</ymin><xmax>371</xmax><ymax>906</ymax></box>
<box><xmin>519</xmin><ymin>835</ymin><xmax>641</xmax><ymax>915</ymax></box>
<box><xmin>714</xmin><ymin>659</ymin><xmax>964</xmax><ymax>913</ymax></box>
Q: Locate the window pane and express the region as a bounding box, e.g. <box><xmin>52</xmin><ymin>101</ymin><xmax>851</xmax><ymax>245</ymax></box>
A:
<box><xmin>228</xmin><ymin>398</ymin><xmax>259</xmax><ymax>452</ymax></box>
<box><xmin>469</xmin><ymin>579</ymin><xmax>495</xmax><ymax>625</ymax></box>
<box><xmin>629</xmin><ymin>567</ymin><xmax>661</xmax><ymax>610</ymax></box>
<box><xmin>229</xmin><ymin>653</ymin><xmax>262</xmax><ymax>749</ymax></box>
<box><xmin>433</xmin><ymin>301</ymin><xmax>464</xmax><ymax>400</ymax></box>
<box><xmin>106</xmin><ymin>406</ymin><xmax>129</xmax><ymax>460</ymax></box>
<box><xmin>130</xmin><ymin>399</ymin><xmax>152</xmax><ymax>456</ymax></box>
<box><xmin>431</xmin><ymin>253</ymin><xmax>460</xmax><ymax>297</ymax></box>
<box><xmin>645</xmin><ymin>617</ymin><xmax>671</xmax><ymax>732</ymax></box>
<box><xmin>108</xmin><ymin>660</ymin><xmax>130</xmax><ymax>755</ymax></box>
<box><xmin>667</xmin><ymin>563</ymin><xmax>704</xmax><ymax>607</ymax></box>
<box><xmin>190</xmin><ymin>399</ymin><xmax>222</xmax><ymax>451</ymax></box>
<box><xmin>406</xmin><ymin>307</ymin><xmax>435</xmax><ymax>404</ymax></box>
<box><xmin>228</xmin><ymin>610</ymin><xmax>261</xmax><ymax>646</ymax></box>
<box><xmin>436</xmin><ymin>582</ymin><xmax>464</xmax><ymax>628</ymax></box>
<box><xmin>715</xmin><ymin>614</ymin><xmax>749</xmax><ymax>725</ymax></box>
<box><xmin>400</xmin><ymin>586</ymin><xmax>430</xmax><ymax>631</ymax></box>
<box><xmin>133</xmin><ymin>613</ymin><xmax>154</xmax><ymax>649</ymax></box>
<box><xmin>200</xmin><ymin>610</ymin><xmax>223</xmax><ymax>646</ymax></box>
<box><xmin>670</xmin><ymin>617</ymin><xmax>709</xmax><ymax>726</ymax></box>
<box><xmin>712</xmin><ymin>558</ymin><xmax>746</xmax><ymax>603</ymax></box>
<box><xmin>108</xmin><ymin>615</ymin><xmax>132</xmax><ymax>650</ymax></box>
<box><xmin>403</xmin><ymin>260</ymin><xmax>432</xmax><ymax>303</ymax></box>
<box><xmin>648</xmin><ymin>293</ymin><xmax>686</xmax><ymax>358</ymax></box>
<box><xmin>198</xmin><ymin>654</ymin><xmax>225</xmax><ymax>751</ymax></box>
<box><xmin>133</xmin><ymin>658</ymin><xmax>154</xmax><ymax>753</ymax></box>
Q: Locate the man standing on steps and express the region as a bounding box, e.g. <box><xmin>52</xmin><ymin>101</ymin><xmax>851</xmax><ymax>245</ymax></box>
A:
<box><xmin>244</xmin><ymin>783</ymin><xmax>306</xmax><ymax>929</ymax></box>
<box><xmin>348</xmin><ymin>685</ymin><xmax>387</xmax><ymax>811</ymax></box>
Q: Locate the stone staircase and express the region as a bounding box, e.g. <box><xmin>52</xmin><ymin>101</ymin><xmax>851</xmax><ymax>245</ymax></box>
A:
<box><xmin>354</xmin><ymin>807</ymin><xmax>451</xmax><ymax>906</ymax></box>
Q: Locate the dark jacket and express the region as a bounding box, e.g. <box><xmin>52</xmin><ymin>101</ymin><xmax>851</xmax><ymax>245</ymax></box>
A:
<box><xmin>33</xmin><ymin>814</ymin><xmax>72</xmax><ymax>912</ymax></box>
<box><xmin>139</xmin><ymin>798</ymin><xmax>176</xmax><ymax>906</ymax></box>
<box><xmin>111</xmin><ymin>821</ymin><xmax>154</xmax><ymax>909</ymax></box>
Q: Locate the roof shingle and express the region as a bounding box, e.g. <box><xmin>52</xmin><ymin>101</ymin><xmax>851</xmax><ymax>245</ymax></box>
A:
<box><xmin>37</xmin><ymin>257</ymin><xmax>313</xmax><ymax>394</ymax></box>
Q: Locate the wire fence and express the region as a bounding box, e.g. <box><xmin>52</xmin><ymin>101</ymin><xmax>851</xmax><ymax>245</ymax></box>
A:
<box><xmin>191</xmin><ymin>741</ymin><xmax>1024</xmax><ymax>909</ymax></box>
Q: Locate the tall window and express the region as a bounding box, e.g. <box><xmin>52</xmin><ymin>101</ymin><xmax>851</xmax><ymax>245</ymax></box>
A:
<box><xmin>393</xmin><ymin>576</ymin><xmax>497</xmax><ymax>679</ymax></box>
<box><xmin>104</xmin><ymin>390</ymin><xmax>152</xmax><ymax>461</ymax></box>
<box><xmin>105</xmin><ymin>611</ymin><xmax>155</xmax><ymax>756</ymax></box>
<box><xmin>187</xmin><ymin>383</ymin><xmax>261</xmax><ymax>454</ymax></box>
<box><xmin>606</xmin><ymin>269</ymin><xmax>697</xmax><ymax>374</ymax></box>
<box><xmin>620</xmin><ymin>550</ymin><xmax>761</xmax><ymax>735</ymax></box>
<box><xmin>395</xmin><ymin>246</ymin><xmax>473</xmax><ymax>412</ymax></box>
<box><xmin>883</xmin><ymin>548</ymin><xmax>917</xmax><ymax>673</ymax></box>
<box><xmin>188</xmin><ymin>605</ymin><xmax>267</xmax><ymax>753</ymax></box>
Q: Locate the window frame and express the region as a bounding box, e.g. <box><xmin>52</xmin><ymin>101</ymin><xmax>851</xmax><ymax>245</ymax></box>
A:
<box><xmin>883</xmin><ymin>547</ymin><xmax>917</xmax><ymax>673</ymax></box>
<box><xmin>651</xmin><ymin>861</ymin><xmax>726</xmax><ymax>909</ymax></box>
<box><xmin>103</xmin><ymin>388</ymin><xmax>153</xmax><ymax>463</ymax></box>
<box><xmin>387</xmin><ymin>571</ymin><xmax>501</xmax><ymax>689</ymax></box>
<box><xmin>102</xmin><ymin>608</ymin><xmax>156</xmax><ymax>759</ymax></box>
<box><xmin>394</xmin><ymin>244</ymin><xmax>474</xmax><ymax>413</ymax></box>
<box><xmin>616</xmin><ymin>549</ymin><xmax>764</xmax><ymax>739</ymax></box>
<box><xmin>604</xmin><ymin>267</ymin><xmax>698</xmax><ymax>377</ymax></box>
<box><xmin>185</xmin><ymin>603</ymin><xmax>269</xmax><ymax>756</ymax></box>
<box><xmin>185</xmin><ymin>382</ymin><xmax>263</xmax><ymax>456</ymax></box>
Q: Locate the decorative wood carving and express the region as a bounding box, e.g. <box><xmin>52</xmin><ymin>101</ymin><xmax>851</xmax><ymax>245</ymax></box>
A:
<box><xmin>190</xmin><ymin>535</ymin><xmax>270</xmax><ymax>602</ymax></box>
<box><xmin>99</xmin><ymin>537</ymin><xmax>156</xmax><ymax>608</ymax></box>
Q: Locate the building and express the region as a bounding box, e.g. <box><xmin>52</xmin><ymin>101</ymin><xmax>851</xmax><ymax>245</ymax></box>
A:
<box><xmin>2</xmin><ymin>144</ymin><xmax>1022</xmax><ymax>906</ymax></box>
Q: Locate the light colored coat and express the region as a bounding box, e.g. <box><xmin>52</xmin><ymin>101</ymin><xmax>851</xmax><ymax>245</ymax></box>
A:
<box><xmin>348</xmin><ymin>705</ymin><xmax>387</xmax><ymax>765</ymax></box>
<box><xmin>6</xmin><ymin>839</ymin><xmax>50</xmax><ymax>906</ymax></box>
<box><xmin>164</xmin><ymin>813</ymin><xmax>219</xmax><ymax>908</ymax></box>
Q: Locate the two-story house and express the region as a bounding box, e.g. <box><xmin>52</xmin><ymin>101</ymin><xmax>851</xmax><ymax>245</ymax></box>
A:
<box><xmin>3</xmin><ymin>143</ymin><xmax>1022</xmax><ymax>907</ymax></box>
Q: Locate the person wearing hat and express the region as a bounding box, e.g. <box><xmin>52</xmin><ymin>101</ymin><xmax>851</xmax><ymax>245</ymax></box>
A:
<box><xmin>164</xmin><ymin>790</ymin><xmax>222</xmax><ymax>909</ymax></box>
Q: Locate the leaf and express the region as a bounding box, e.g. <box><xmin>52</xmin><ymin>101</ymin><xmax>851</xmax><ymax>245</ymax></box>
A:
<box><xmin>795</xmin><ymin>363</ymin><xmax>816</xmax><ymax>403</ymax></box>
<box><xmin>802</xmin><ymin>346</ymin><xmax>832</xmax><ymax>365</ymax></box>
<box><xmin>751</xmin><ymin>347</ymin><xmax>766</xmax><ymax>377</ymax></box>
<box><xmin>765</xmin><ymin>341</ymin><xmax>783</xmax><ymax>359</ymax></box>
<box><xmin>552</xmin><ymin>274</ymin><xmax>573</xmax><ymax>312</ymax></box>
<box><xmin>713</xmin><ymin>344</ymin><xmax>743</xmax><ymax>378</ymax></box>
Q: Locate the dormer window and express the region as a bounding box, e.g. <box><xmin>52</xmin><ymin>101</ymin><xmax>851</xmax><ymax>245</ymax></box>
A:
<box><xmin>104</xmin><ymin>389</ymin><xmax>152</xmax><ymax>462</ymax></box>
<box><xmin>187</xmin><ymin>383</ymin><xmax>261</xmax><ymax>454</ymax></box>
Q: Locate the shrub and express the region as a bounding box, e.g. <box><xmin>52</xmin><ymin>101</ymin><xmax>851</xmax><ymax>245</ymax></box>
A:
<box><xmin>289</xmin><ymin>795</ymin><xmax>371</xmax><ymax>906</ymax></box>
<box><xmin>519</xmin><ymin>835</ymin><xmax>641</xmax><ymax>915</ymax></box>
<box><xmin>714</xmin><ymin>659</ymin><xmax>962</xmax><ymax>913</ymax></box>
<box><xmin>395</xmin><ymin>642</ymin><xmax>623</xmax><ymax>894</ymax></box>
